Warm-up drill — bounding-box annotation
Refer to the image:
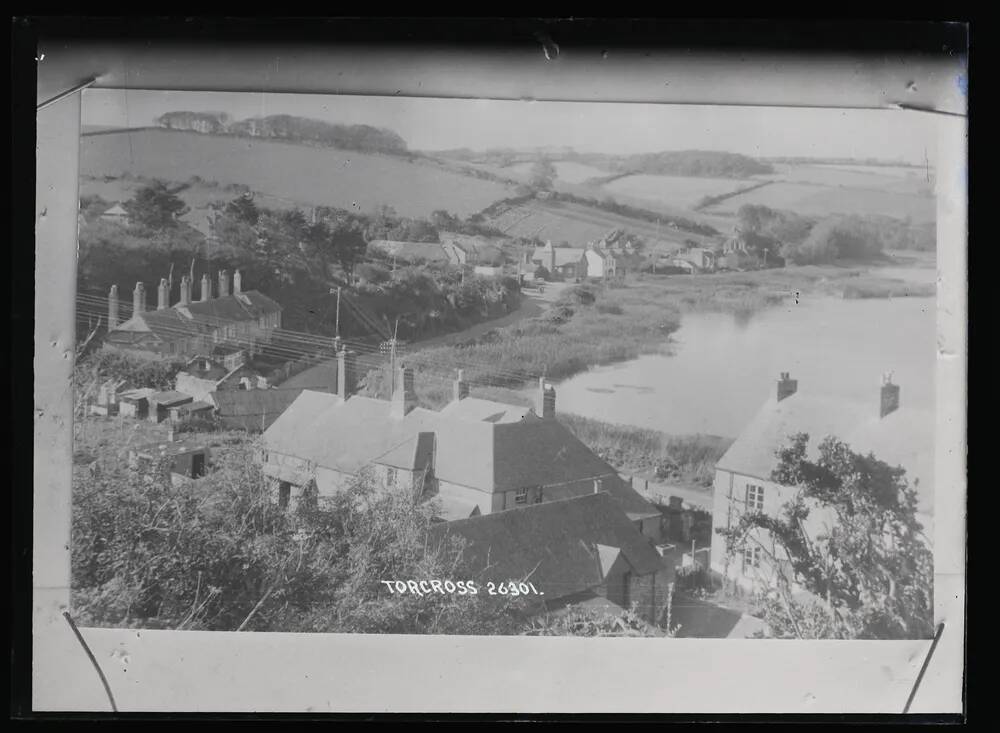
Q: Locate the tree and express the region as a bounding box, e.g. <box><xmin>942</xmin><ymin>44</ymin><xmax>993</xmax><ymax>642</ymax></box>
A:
<box><xmin>528</xmin><ymin>157</ymin><xmax>557</xmax><ymax>191</ymax></box>
<box><xmin>717</xmin><ymin>434</ymin><xmax>933</xmax><ymax>639</ymax></box>
<box><xmin>71</xmin><ymin>442</ymin><xmax>529</xmax><ymax>634</ymax></box>
<box><xmin>224</xmin><ymin>194</ymin><xmax>260</xmax><ymax>226</ymax></box>
<box><xmin>123</xmin><ymin>181</ymin><xmax>190</xmax><ymax>230</ymax></box>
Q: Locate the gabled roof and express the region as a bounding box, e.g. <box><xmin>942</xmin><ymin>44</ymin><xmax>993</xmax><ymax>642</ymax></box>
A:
<box><xmin>210</xmin><ymin>388</ymin><xmax>313</xmax><ymax>431</ymax></box>
<box><xmin>148</xmin><ymin>391</ymin><xmax>193</xmax><ymax>406</ymax></box>
<box><xmin>102</xmin><ymin>203</ymin><xmax>128</xmax><ymax>216</ymax></box>
<box><xmin>532</xmin><ymin>246</ymin><xmax>587</xmax><ymax>267</ymax></box>
<box><xmin>438</xmin><ymin>397</ymin><xmax>535</xmax><ymax>424</ymax></box>
<box><xmin>717</xmin><ymin>390</ymin><xmax>934</xmax><ymax>514</ymax></box>
<box><xmin>263</xmin><ymin>392</ymin><xmax>443</xmax><ymax>474</ymax></box>
<box><xmin>428</xmin><ymin>493</ymin><xmax>665</xmax><ymax>602</ymax></box>
<box><xmin>368</xmin><ymin>240</ymin><xmax>450</xmax><ymax>263</ymax></box>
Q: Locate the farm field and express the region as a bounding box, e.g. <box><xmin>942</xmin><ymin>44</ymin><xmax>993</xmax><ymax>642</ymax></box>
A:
<box><xmin>703</xmin><ymin>180</ymin><xmax>936</xmax><ymax>223</ymax></box>
<box><xmin>484</xmin><ymin>199</ymin><xmax>719</xmax><ymax>250</ymax></box>
<box><xmin>554</xmin><ymin>161</ymin><xmax>614</xmax><ymax>183</ymax></box>
<box><xmin>602</xmin><ymin>173</ymin><xmax>754</xmax><ymax>210</ymax></box>
<box><xmin>753</xmin><ymin>163</ymin><xmax>933</xmax><ymax>194</ymax></box>
<box><xmin>79</xmin><ymin>129</ymin><xmax>517</xmax><ymax>218</ymax></box>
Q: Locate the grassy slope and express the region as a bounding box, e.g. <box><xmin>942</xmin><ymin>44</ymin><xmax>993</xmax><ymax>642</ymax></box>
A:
<box><xmin>79</xmin><ymin>129</ymin><xmax>516</xmax><ymax>219</ymax></box>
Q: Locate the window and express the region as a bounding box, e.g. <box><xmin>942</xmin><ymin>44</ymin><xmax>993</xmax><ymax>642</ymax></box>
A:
<box><xmin>532</xmin><ymin>487</ymin><xmax>543</xmax><ymax>504</ymax></box>
<box><xmin>514</xmin><ymin>488</ymin><xmax>529</xmax><ymax>505</ymax></box>
<box><xmin>742</xmin><ymin>545</ymin><xmax>762</xmax><ymax>574</ymax></box>
<box><xmin>745</xmin><ymin>483</ymin><xmax>765</xmax><ymax>512</ymax></box>
<box><xmin>386</xmin><ymin>467</ymin><xmax>398</xmax><ymax>487</ymax></box>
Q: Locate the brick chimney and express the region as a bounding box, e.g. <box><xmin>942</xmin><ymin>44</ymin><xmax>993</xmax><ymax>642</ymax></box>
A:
<box><xmin>390</xmin><ymin>363</ymin><xmax>417</xmax><ymax>419</ymax></box>
<box><xmin>157</xmin><ymin>278</ymin><xmax>169</xmax><ymax>310</ymax></box>
<box><xmin>108</xmin><ymin>284</ymin><xmax>119</xmax><ymax>328</ymax></box>
<box><xmin>179</xmin><ymin>276</ymin><xmax>192</xmax><ymax>306</ymax></box>
<box><xmin>337</xmin><ymin>349</ymin><xmax>358</xmax><ymax>401</ymax></box>
<box><xmin>777</xmin><ymin>372</ymin><xmax>798</xmax><ymax>402</ymax></box>
<box><xmin>132</xmin><ymin>282</ymin><xmax>146</xmax><ymax>314</ymax></box>
<box><xmin>536</xmin><ymin>376</ymin><xmax>556</xmax><ymax>419</ymax></box>
<box><xmin>218</xmin><ymin>269</ymin><xmax>229</xmax><ymax>298</ymax></box>
<box><xmin>200</xmin><ymin>274</ymin><xmax>211</xmax><ymax>302</ymax></box>
<box><xmin>880</xmin><ymin>372</ymin><xmax>900</xmax><ymax>418</ymax></box>
<box><xmin>453</xmin><ymin>369</ymin><xmax>470</xmax><ymax>402</ymax></box>
<box><xmin>233</xmin><ymin>269</ymin><xmax>243</xmax><ymax>294</ymax></box>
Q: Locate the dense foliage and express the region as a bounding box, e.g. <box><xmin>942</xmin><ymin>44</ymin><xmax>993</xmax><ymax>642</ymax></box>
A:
<box><xmin>717</xmin><ymin>434</ymin><xmax>934</xmax><ymax>639</ymax></box>
<box><xmin>71</xmin><ymin>444</ymin><xmax>529</xmax><ymax>634</ymax></box>
<box><xmin>622</xmin><ymin>150</ymin><xmax>774</xmax><ymax>178</ymax></box>
<box><xmin>123</xmin><ymin>180</ymin><xmax>191</xmax><ymax>230</ymax></box>
<box><xmin>155</xmin><ymin>112</ymin><xmax>409</xmax><ymax>155</ymax></box>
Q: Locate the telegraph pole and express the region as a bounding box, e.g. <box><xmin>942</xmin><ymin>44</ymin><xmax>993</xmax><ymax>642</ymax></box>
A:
<box><xmin>334</xmin><ymin>286</ymin><xmax>341</xmax><ymax>339</ymax></box>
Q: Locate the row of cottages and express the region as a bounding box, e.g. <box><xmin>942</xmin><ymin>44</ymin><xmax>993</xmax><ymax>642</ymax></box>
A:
<box><xmin>710</xmin><ymin>372</ymin><xmax>934</xmax><ymax>595</ymax></box>
<box><xmin>429</xmin><ymin>492</ymin><xmax>677</xmax><ymax>624</ymax></box>
<box><xmin>260</xmin><ymin>353</ymin><xmax>664</xmax><ymax>540</ymax></box>
<box><xmin>528</xmin><ymin>242</ymin><xmax>624</xmax><ymax>281</ymax></box>
<box><xmin>102</xmin><ymin>269</ymin><xmax>283</xmax><ymax>362</ymax></box>
<box><xmin>367</xmin><ymin>238</ymin><xmax>505</xmax><ymax>270</ymax></box>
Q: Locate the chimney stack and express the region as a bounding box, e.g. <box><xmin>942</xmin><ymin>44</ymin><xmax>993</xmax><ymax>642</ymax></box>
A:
<box><xmin>453</xmin><ymin>369</ymin><xmax>469</xmax><ymax>402</ymax></box>
<box><xmin>537</xmin><ymin>376</ymin><xmax>556</xmax><ymax>419</ymax></box>
<box><xmin>132</xmin><ymin>282</ymin><xmax>146</xmax><ymax>315</ymax></box>
<box><xmin>179</xmin><ymin>276</ymin><xmax>192</xmax><ymax>306</ymax></box>
<box><xmin>337</xmin><ymin>349</ymin><xmax>358</xmax><ymax>401</ymax></box>
<box><xmin>218</xmin><ymin>269</ymin><xmax>229</xmax><ymax>298</ymax></box>
<box><xmin>157</xmin><ymin>278</ymin><xmax>169</xmax><ymax>310</ymax></box>
<box><xmin>390</xmin><ymin>363</ymin><xmax>417</xmax><ymax>419</ymax></box>
<box><xmin>166</xmin><ymin>422</ymin><xmax>175</xmax><ymax>443</ymax></box>
<box><xmin>777</xmin><ymin>372</ymin><xmax>798</xmax><ymax>402</ymax></box>
<box><xmin>108</xmin><ymin>285</ymin><xmax>120</xmax><ymax>328</ymax></box>
<box><xmin>593</xmin><ymin>478</ymin><xmax>605</xmax><ymax>494</ymax></box>
<box><xmin>233</xmin><ymin>269</ymin><xmax>243</xmax><ymax>294</ymax></box>
<box><xmin>880</xmin><ymin>373</ymin><xmax>900</xmax><ymax>418</ymax></box>
<box><xmin>200</xmin><ymin>274</ymin><xmax>211</xmax><ymax>302</ymax></box>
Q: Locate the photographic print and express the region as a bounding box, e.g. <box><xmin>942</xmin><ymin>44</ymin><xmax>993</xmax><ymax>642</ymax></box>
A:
<box><xmin>70</xmin><ymin>88</ymin><xmax>939</xmax><ymax>641</ymax></box>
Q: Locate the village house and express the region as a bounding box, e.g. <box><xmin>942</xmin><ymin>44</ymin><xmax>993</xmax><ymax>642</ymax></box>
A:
<box><xmin>672</xmin><ymin>247</ymin><xmax>717</xmax><ymax>273</ymax></box>
<box><xmin>103</xmin><ymin>269</ymin><xmax>282</xmax><ymax>362</ymax></box>
<box><xmin>128</xmin><ymin>427</ymin><xmax>211</xmax><ymax>486</ymax></box>
<box><xmin>367</xmin><ymin>239</ymin><xmax>452</xmax><ymax>265</ymax></box>
<box><xmin>146</xmin><ymin>390</ymin><xmax>194</xmax><ymax>424</ymax></box>
<box><xmin>260</xmin><ymin>355</ymin><xmax>663</xmax><ymax>539</ymax></box>
<box><xmin>99</xmin><ymin>202</ymin><xmax>130</xmax><ymax>226</ymax></box>
<box><xmin>531</xmin><ymin>241</ymin><xmax>588</xmax><ymax>281</ymax></box>
<box><xmin>429</xmin><ymin>492</ymin><xmax>676</xmax><ymax>624</ymax></box>
<box><xmin>208</xmin><ymin>387</ymin><xmax>314</xmax><ymax>432</ymax></box>
<box><xmin>174</xmin><ymin>353</ymin><xmax>267</xmax><ymax>403</ymax></box>
<box><xmin>709</xmin><ymin>372</ymin><xmax>934</xmax><ymax>594</ymax></box>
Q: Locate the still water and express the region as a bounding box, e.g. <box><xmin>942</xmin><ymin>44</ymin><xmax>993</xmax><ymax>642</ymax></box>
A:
<box><xmin>554</xmin><ymin>293</ymin><xmax>936</xmax><ymax>437</ymax></box>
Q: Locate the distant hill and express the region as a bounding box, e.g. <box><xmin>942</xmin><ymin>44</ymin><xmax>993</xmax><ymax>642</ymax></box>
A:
<box><xmin>153</xmin><ymin>111</ymin><xmax>409</xmax><ymax>156</ymax></box>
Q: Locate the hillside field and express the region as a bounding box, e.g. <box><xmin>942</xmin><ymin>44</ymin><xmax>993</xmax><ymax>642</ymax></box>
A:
<box><xmin>601</xmin><ymin>174</ymin><xmax>754</xmax><ymax>210</ymax></box>
<box><xmin>79</xmin><ymin>129</ymin><xmax>517</xmax><ymax>219</ymax></box>
<box><xmin>484</xmin><ymin>199</ymin><xmax>719</xmax><ymax>250</ymax></box>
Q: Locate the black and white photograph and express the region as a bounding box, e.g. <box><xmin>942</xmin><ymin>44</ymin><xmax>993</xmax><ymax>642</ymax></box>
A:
<box><xmin>26</xmin><ymin>22</ymin><xmax>967</xmax><ymax>715</ymax></box>
<box><xmin>70</xmin><ymin>88</ymin><xmax>941</xmax><ymax>640</ymax></box>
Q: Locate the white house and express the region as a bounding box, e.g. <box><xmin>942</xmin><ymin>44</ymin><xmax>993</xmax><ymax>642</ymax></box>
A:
<box><xmin>710</xmin><ymin>373</ymin><xmax>934</xmax><ymax>594</ymax></box>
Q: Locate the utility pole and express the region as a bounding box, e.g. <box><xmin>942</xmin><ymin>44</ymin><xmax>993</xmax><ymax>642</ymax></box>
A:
<box><xmin>334</xmin><ymin>286</ymin><xmax>341</xmax><ymax>339</ymax></box>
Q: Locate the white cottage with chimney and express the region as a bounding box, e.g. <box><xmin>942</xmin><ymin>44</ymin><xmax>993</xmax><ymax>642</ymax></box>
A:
<box><xmin>709</xmin><ymin>372</ymin><xmax>934</xmax><ymax>593</ymax></box>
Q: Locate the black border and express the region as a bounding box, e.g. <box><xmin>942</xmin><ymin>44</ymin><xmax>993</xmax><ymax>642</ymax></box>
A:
<box><xmin>12</xmin><ymin>15</ymin><xmax>970</xmax><ymax>724</ymax></box>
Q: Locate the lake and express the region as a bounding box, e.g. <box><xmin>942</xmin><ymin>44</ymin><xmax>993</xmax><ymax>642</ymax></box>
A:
<box><xmin>553</xmin><ymin>292</ymin><xmax>936</xmax><ymax>437</ymax></box>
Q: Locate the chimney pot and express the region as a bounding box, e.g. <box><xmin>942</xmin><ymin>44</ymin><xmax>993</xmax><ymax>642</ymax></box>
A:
<box><xmin>880</xmin><ymin>375</ymin><xmax>900</xmax><ymax>418</ymax></box>
<box><xmin>453</xmin><ymin>369</ymin><xmax>469</xmax><ymax>401</ymax></box>
<box><xmin>233</xmin><ymin>269</ymin><xmax>243</xmax><ymax>294</ymax></box>
<box><xmin>337</xmin><ymin>349</ymin><xmax>358</xmax><ymax>401</ymax></box>
<box><xmin>537</xmin><ymin>378</ymin><xmax>556</xmax><ymax>419</ymax></box>
<box><xmin>132</xmin><ymin>282</ymin><xmax>146</xmax><ymax>314</ymax></box>
<box><xmin>108</xmin><ymin>285</ymin><xmax>120</xmax><ymax>328</ymax></box>
<box><xmin>218</xmin><ymin>269</ymin><xmax>229</xmax><ymax>298</ymax></box>
<box><xmin>200</xmin><ymin>274</ymin><xmax>211</xmax><ymax>302</ymax></box>
<box><xmin>179</xmin><ymin>276</ymin><xmax>192</xmax><ymax>306</ymax></box>
<box><xmin>391</xmin><ymin>363</ymin><xmax>417</xmax><ymax>418</ymax></box>
<box><xmin>777</xmin><ymin>372</ymin><xmax>798</xmax><ymax>402</ymax></box>
<box><xmin>157</xmin><ymin>278</ymin><xmax>169</xmax><ymax>310</ymax></box>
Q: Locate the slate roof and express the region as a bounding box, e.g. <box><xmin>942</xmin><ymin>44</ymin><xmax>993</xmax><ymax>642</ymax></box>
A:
<box><xmin>148</xmin><ymin>391</ymin><xmax>194</xmax><ymax>407</ymax></box>
<box><xmin>263</xmin><ymin>392</ymin><xmax>443</xmax><ymax>474</ymax></box>
<box><xmin>210</xmin><ymin>387</ymin><xmax>323</xmax><ymax>432</ymax></box>
<box><xmin>108</xmin><ymin>290</ymin><xmax>281</xmax><ymax>345</ymax></box>
<box><xmin>428</xmin><ymin>493</ymin><xmax>665</xmax><ymax>601</ymax></box>
<box><xmin>438</xmin><ymin>397</ymin><xmax>535</xmax><ymax>424</ymax></box>
<box><xmin>367</xmin><ymin>240</ymin><xmax>451</xmax><ymax>263</ymax></box>
<box><xmin>533</xmin><ymin>246</ymin><xmax>587</xmax><ymax>267</ymax></box>
<box><xmin>717</xmin><ymin>390</ymin><xmax>934</xmax><ymax>515</ymax></box>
